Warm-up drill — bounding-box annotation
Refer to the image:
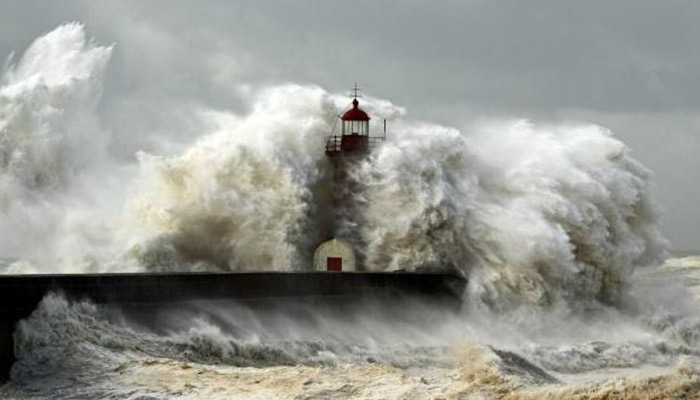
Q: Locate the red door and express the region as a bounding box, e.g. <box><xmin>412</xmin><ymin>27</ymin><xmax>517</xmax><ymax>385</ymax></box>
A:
<box><xmin>327</xmin><ymin>257</ymin><xmax>342</xmax><ymax>271</ymax></box>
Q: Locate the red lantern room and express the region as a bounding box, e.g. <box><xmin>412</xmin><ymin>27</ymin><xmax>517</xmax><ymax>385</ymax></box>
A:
<box><xmin>325</xmin><ymin>84</ymin><xmax>385</xmax><ymax>157</ymax></box>
<box><xmin>342</xmin><ymin>98</ymin><xmax>370</xmax><ymax>135</ymax></box>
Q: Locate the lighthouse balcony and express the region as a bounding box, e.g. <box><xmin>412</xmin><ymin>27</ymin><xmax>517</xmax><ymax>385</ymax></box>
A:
<box><xmin>325</xmin><ymin>135</ymin><xmax>384</xmax><ymax>156</ymax></box>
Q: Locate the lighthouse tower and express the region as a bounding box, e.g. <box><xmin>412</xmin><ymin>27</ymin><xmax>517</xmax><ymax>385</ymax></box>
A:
<box><xmin>313</xmin><ymin>85</ymin><xmax>386</xmax><ymax>272</ymax></box>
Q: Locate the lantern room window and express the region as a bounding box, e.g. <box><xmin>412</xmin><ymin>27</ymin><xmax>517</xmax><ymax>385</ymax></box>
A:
<box><xmin>343</xmin><ymin>119</ymin><xmax>368</xmax><ymax>136</ymax></box>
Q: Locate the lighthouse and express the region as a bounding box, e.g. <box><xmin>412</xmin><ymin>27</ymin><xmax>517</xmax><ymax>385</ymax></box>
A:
<box><xmin>313</xmin><ymin>85</ymin><xmax>386</xmax><ymax>272</ymax></box>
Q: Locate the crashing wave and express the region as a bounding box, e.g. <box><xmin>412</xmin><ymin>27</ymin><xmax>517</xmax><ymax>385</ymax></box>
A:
<box><xmin>0</xmin><ymin>23</ymin><xmax>113</xmax><ymax>263</ymax></box>
<box><xmin>0</xmin><ymin>24</ymin><xmax>667</xmax><ymax>310</ymax></box>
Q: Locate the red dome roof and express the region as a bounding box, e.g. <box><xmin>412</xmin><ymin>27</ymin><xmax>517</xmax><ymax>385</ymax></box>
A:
<box><xmin>341</xmin><ymin>98</ymin><xmax>370</xmax><ymax>121</ymax></box>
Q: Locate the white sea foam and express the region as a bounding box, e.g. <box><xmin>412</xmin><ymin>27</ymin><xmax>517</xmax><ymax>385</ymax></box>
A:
<box><xmin>0</xmin><ymin>23</ymin><xmax>122</xmax><ymax>272</ymax></box>
<box><xmin>123</xmin><ymin>87</ymin><xmax>668</xmax><ymax>313</ymax></box>
<box><xmin>5</xmin><ymin>290</ymin><xmax>700</xmax><ymax>400</ymax></box>
<box><xmin>0</xmin><ymin>24</ymin><xmax>667</xmax><ymax>311</ymax></box>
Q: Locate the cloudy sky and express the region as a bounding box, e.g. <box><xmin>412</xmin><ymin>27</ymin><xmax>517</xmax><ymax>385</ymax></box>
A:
<box><xmin>1</xmin><ymin>0</ymin><xmax>699</xmax><ymax>250</ymax></box>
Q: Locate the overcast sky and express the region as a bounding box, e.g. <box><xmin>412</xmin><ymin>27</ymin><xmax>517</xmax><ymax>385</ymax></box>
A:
<box><xmin>1</xmin><ymin>0</ymin><xmax>699</xmax><ymax>251</ymax></box>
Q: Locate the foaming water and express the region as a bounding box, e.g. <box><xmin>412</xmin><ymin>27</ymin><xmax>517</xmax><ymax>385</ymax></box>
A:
<box><xmin>0</xmin><ymin>23</ymin><xmax>130</xmax><ymax>274</ymax></box>
<box><xmin>4</xmin><ymin>285</ymin><xmax>700</xmax><ymax>400</ymax></box>
<box><xmin>356</xmin><ymin>120</ymin><xmax>666</xmax><ymax>309</ymax></box>
<box><xmin>2</xmin><ymin>23</ymin><xmax>697</xmax><ymax>400</ymax></box>
<box><xmin>4</xmin><ymin>293</ymin><xmax>463</xmax><ymax>398</ymax></box>
<box><xmin>1</xmin><ymin>24</ymin><xmax>666</xmax><ymax>310</ymax></box>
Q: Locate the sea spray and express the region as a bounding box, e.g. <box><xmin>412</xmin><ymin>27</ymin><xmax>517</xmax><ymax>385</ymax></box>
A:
<box><xmin>0</xmin><ymin>23</ymin><xmax>114</xmax><ymax>267</ymax></box>
<box><xmin>126</xmin><ymin>86</ymin><xmax>334</xmax><ymax>271</ymax></box>
<box><xmin>355</xmin><ymin>120</ymin><xmax>666</xmax><ymax>308</ymax></box>
<box><xmin>130</xmin><ymin>104</ymin><xmax>666</xmax><ymax>309</ymax></box>
<box><xmin>0</xmin><ymin>24</ymin><xmax>667</xmax><ymax>310</ymax></box>
<box><xmin>0</xmin><ymin>22</ymin><xmax>111</xmax><ymax>208</ymax></box>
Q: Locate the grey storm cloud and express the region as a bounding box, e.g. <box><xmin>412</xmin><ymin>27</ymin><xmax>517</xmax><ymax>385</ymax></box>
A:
<box><xmin>1</xmin><ymin>0</ymin><xmax>699</xmax><ymax>250</ymax></box>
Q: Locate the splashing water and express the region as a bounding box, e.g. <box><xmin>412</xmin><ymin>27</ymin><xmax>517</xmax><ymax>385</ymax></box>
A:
<box><xmin>358</xmin><ymin>119</ymin><xmax>667</xmax><ymax>309</ymax></box>
<box><xmin>126</xmin><ymin>97</ymin><xmax>666</xmax><ymax>311</ymax></box>
<box><xmin>0</xmin><ymin>23</ymin><xmax>117</xmax><ymax>271</ymax></box>
<box><xmin>2</xmin><ymin>24</ymin><xmax>696</xmax><ymax>400</ymax></box>
<box><xmin>1</xmin><ymin>24</ymin><xmax>666</xmax><ymax>307</ymax></box>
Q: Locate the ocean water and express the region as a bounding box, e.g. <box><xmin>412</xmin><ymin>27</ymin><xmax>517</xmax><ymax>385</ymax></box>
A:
<box><xmin>1</xmin><ymin>256</ymin><xmax>699</xmax><ymax>399</ymax></box>
<box><xmin>0</xmin><ymin>24</ymin><xmax>697</xmax><ymax>399</ymax></box>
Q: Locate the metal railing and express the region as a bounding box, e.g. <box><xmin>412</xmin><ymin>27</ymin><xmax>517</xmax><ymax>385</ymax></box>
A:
<box><xmin>326</xmin><ymin>135</ymin><xmax>343</xmax><ymax>153</ymax></box>
<box><xmin>367</xmin><ymin>137</ymin><xmax>384</xmax><ymax>147</ymax></box>
<box><xmin>325</xmin><ymin>135</ymin><xmax>385</xmax><ymax>154</ymax></box>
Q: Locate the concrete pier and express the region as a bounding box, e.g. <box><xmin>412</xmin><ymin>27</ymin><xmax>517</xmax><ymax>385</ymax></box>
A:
<box><xmin>0</xmin><ymin>271</ymin><xmax>465</xmax><ymax>381</ymax></box>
